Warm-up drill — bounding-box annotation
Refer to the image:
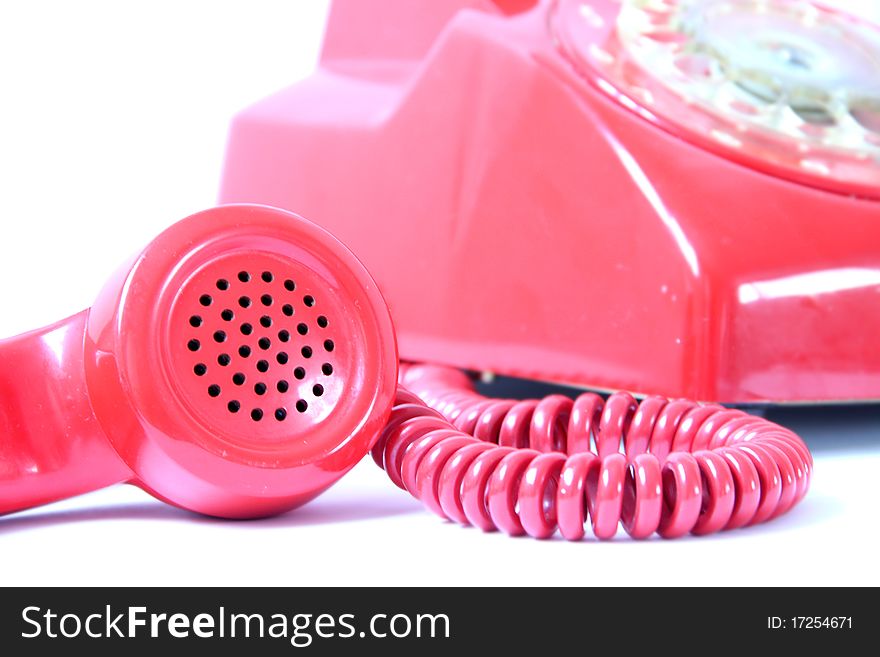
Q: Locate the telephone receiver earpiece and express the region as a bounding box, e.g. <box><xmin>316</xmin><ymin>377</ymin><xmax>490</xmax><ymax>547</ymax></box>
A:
<box><xmin>0</xmin><ymin>204</ymin><xmax>398</xmax><ymax>518</ymax></box>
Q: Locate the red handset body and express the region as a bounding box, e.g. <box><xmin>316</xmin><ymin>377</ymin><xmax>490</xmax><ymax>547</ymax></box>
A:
<box><xmin>0</xmin><ymin>205</ymin><xmax>398</xmax><ymax>518</ymax></box>
<box><xmin>220</xmin><ymin>0</ymin><xmax>880</xmax><ymax>403</ymax></box>
<box><xmin>0</xmin><ymin>311</ymin><xmax>131</xmax><ymax>514</ymax></box>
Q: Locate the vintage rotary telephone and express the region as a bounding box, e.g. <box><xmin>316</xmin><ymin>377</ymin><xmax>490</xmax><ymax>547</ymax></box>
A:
<box><xmin>221</xmin><ymin>0</ymin><xmax>880</xmax><ymax>404</ymax></box>
<box><xmin>9</xmin><ymin>0</ymin><xmax>880</xmax><ymax>538</ymax></box>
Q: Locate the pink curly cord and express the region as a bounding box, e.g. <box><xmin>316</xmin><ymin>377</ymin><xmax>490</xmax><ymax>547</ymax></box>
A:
<box><xmin>372</xmin><ymin>363</ymin><xmax>812</xmax><ymax>540</ymax></box>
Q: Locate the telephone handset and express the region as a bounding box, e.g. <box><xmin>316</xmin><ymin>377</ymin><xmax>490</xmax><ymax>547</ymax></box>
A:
<box><xmin>0</xmin><ymin>205</ymin><xmax>811</xmax><ymax>539</ymax></box>
<box><xmin>0</xmin><ymin>205</ymin><xmax>398</xmax><ymax>519</ymax></box>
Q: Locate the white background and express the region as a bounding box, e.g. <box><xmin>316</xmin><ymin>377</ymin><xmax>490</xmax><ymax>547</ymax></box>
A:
<box><xmin>1</xmin><ymin>1</ymin><xmax>879</xmax><ymax>586</ymax></box>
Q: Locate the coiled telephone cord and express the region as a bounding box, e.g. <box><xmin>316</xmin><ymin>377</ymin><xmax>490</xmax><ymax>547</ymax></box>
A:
<box><xmin>372</xmin><ymin>363</ymin><xmax>812</xmax><ymax>540</ymax></box>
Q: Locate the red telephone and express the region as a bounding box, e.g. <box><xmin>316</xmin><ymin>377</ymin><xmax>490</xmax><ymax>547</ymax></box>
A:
<box><xmin>0</xmin><ymin>204</ymin><xmax>811</xmax><ymax>540</ymax></box>
<box><xmin>221</xmin><ymin>0</ymin><xmax>880</xmax><ymax>404</ymax></box>
<box><xmin>7</xmin><ymin>0</ymin><xmax>861</xmax><ymax>538</ymax></box>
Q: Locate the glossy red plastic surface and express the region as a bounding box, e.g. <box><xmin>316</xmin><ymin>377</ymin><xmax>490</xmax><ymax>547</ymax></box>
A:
<box><xmin>0</xmin><ymin>205</ymin><xmax>398</xmax><ymax>518</ymax></box>
<box><xmin>220</xmin><ymin>0</ymin><xmax>880</xmax><ymax>403</ymax></box>
<box><xmin>0</xmin><ymin>311</ymin><xmax>131</xmax><ymax>515</ymax></box>
<box><xmin>373</xmin><ymin>363</ymin><xmax>811</xmax><ymax>540</ymax></box>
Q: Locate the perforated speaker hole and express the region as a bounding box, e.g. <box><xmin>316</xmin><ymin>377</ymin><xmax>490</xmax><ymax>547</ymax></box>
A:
<box><xmin>174</xmin><ymin>259</ymin><xmax>341</xmax><ymax>429</ymax></box>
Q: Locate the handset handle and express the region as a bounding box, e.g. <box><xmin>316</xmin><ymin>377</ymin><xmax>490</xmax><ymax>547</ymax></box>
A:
<box><xmin>0</xmin><ymin>310</ymin><xmax>131</xmax><ymax>515</ymax></box>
